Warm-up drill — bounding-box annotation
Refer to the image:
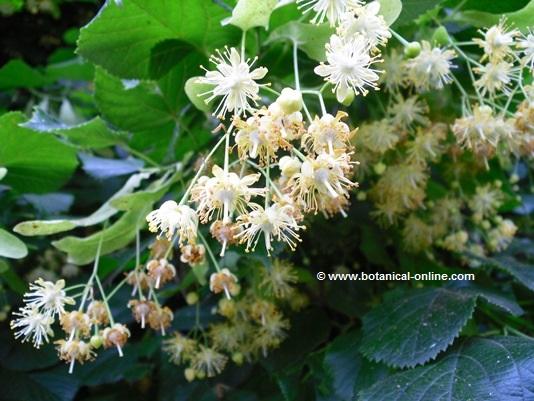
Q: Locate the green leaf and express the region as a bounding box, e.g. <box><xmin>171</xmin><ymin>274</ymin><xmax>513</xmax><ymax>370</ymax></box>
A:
<box><xmin>266</xmin><ymin>21</ymin><xmax>334</xmax><ymax>62</ymax></box>
<box><xmin>378</xmin><ymin>0</ymin><xmax>402</xmax><ymax>26</ymax></box>
<box><xmin>393</xmin><ymin>0</ymin><xmax>443</xmax><ymax>26</ymax></box>
<box><xmin>0</xmin><ymin>112</ymin><xmax>78</xmax><ymax>193</ymax></box>
<box><xmin>185</xmin><ymin>77</ymin><xmax>213</xmax><ymax>113</ymax></box>
<box><xmin>53</xmin><ymin>205</ymin><xmax>151</xmax><ymax>265</ymax></box>
<box><xmin>318</xmin><ymin>331</ymin><xmax>389</xmax><ymax>401</ymax></box>
<box><xmin>77</xmin><ymin>0</ymin><xmax>239</xmax><ymax>79</ymax></box>
<box><xmin>22</xmin><ymin>110</ymin><xmax>127</xmax><ymax>149</ymax></box>
<box><xmin>360</xmin><ymin>337</ymin><xmax>534</xmax><ymax>401</ymax></box>
<box><xmin>360</xmin><ymin>287</ymin><xmax>477</xmax><ymax>368</ymax></box>
<box><xmin>228</xmin><ymin>0</ymin><xmax>278</xmax><ymax>31</ymax></box>
<box><xmin>0</xmin><ymin>228</ymin><xmax>28</xmax><ymax>259</ymax></box>
<box><xmin>0</xmin><ymin>60</ymin><xmax>48</xmax><ymax>90</ymax></box>
<box><xmin>455</xmin><ymin>0</ymin><xmax>534</xmax><ymax>32</ymax></box>
<box><xmin>149</xmin><ymin>39</ymin><xmax>196</xmax><ymax>80</ymax></box>
<box><xmin>14</xmin><ymin>173</ymin><xmax>150</xmax><ymax>236</ymax></box>
<box><xmin>0</xmin><ymin>260</ymin><xmax>26</xmax><ymax>294</ymax></box>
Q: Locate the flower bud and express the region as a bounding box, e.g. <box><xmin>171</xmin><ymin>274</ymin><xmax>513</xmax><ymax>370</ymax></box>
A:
<box><xmin>186</xmin><ymin>292</ymin><xmax>199</xmax><ymax>305</ymax></box>
<box><xmin>184</xmin><ymin>368</ymin><xmax>196</xmax><ymax>382</ymax></box>
<box><xmin>339</xmin><ymin>88</ymin><xmax>355</xmax><ymax>106</ymax></box>
<box><xmin>432</xmin><ymin>26</ymin><xmax>450</xmax><ymax>46</ymax></box>
<box><xmin>373</xmin><ymin>162</ymin><xmax>386</xmax><ymax>175</ymax></box>
<box><xmin>232</xmin><ymin>352</ymin><xmax>244</xmax><ymax>365</ymax></box>
<box><xmin>278</xmin><ymin>156</ymin><xmax>302</xmax><ymax>178</ymax></box>
<box><xmin>404</xmin><ymin>41</ymin><xmax>421</xmax><ymax>58</ymax></box>
<box><xmin>276</xmin><ymin>88</ymin><xmax>303</xmax><ymax>114</ymax></box>
<box><xmin>90</xmin><ymin>335</ymin><xmax>103</xmax><ymax>349</ymax></box>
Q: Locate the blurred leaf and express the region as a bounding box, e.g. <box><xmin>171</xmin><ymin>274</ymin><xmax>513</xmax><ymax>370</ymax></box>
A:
<box><xmin>0</xmin><ymin>260</ymin><xmax>26</xmax><ymax>294</ymax></box>
<box><xmin>22</xmin><ymin>109</ymin><xmax>127</xmax><ymax>149</ymax></box>
<box><xmin>53</xmin><ymin>205</ymin><xmax>151</xmax><ymax>265</ymax></box>
<box><xmin>266</xmin><ymin>22</ymin><xmax>334</xmax><ymax>62</ymax></box>
<box><xmin>22</xmin><ymin>193</ymin><xmax>74</xmax><ymax>215</ymax></box>
<box><xmin>15</xmin><ymin>173</ymin><xmax>150</xmax><ymax>236</ymax></box>
<box><xmin>378</xmin><ymin>0</ymin><xmax>402</xmax><ymax>25</ymax></box>
<box><xmin>0</xmin><ymin>112</ymin><xmax>78</xmax><ymax>193</ymax></box>
<box><xmin>79</xmin><ymin>154</ymin><xmax>143</xmax><ymax>179</ymax></box>
<box><xmin>77</xmin><ymin>0</ymin><xmax>240</xmax><ymax>78</ymax></box>
<box><xmin>228</xmin><ymin>0</ymin><xmax>278</xmax><ymax>31</ymax></box>
<box><xmin>0</xmin><ymin>167</ymin><xmax>6</xmax><ymax>181</ymax></box>
<box><xmin>0</xmin><ymin>60</ymin><xmax>48</xmax><ymax>90</ymax></box>
<box><xmin>361</xmin><ymin>287</ymin><xmax>476</xmax><ymax>368</ymax></box>
<box><xmin>360</xmin><ymin>337</ymin><xmax>534</xmax><ymax>401</ymax></box>
<box><xmin>0</xmin><ymin>228</ymin><xmax>27</xmax><ymax>259</ymax></box>
<box><xmin>0</xmin><ymin>366</ymin><xmax>69</xmax><ymax>401</ymax></box>
<box><xmin>455</xmin><ymin>0</ymin><xmax>534</xmax><ymax>32</ymax></box>
<box><xmin>393</xmin><ymin>0</ymin><xmax>443</xmax><ymax>26</ymax></box>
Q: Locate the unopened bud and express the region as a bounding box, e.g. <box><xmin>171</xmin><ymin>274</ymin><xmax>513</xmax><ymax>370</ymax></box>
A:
<box><xmin>276</xmin><ymin>88</ymin><xmax>303</xmax><ymax>114</ymax></box>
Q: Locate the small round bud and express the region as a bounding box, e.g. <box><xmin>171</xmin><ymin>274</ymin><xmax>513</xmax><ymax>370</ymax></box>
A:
<box><xmin>356</xmin><ymin>191</ymin><xmax>367</xmax><ymax>201</ymax></box>
<box><xmin>276</xmin><ymin>88</ymin><xmax>303</xmax><ymax>114</ymax></box>
<box><xmin>339</xmin><ymin>88</ymin><xmax>355</xmax><ymax>106</ymax></box>
<box><xmin>184</xmin><ymin>368</ymin><xmax>196</xmax><ymax>382</ymax></box>
<box><xmin>90</xmin><ymin>335</ymin><xmax>103</xmax><ymax>349</ymax></box>
<box><xmin>510</xmin><ymin>173</ymin><xmax>520</xmax><ymax>184</ymax></box>
<box><xmin>432</xmin><ymin>26</ymin><xmax>450</xmax><ymax>46</ymax></box>
<box><xmin>279</xmin><ymin>156</ymin><xmax>302</xmax><ymax>178</ymax></box>
<box><xmin>495</xmin><ymin>180</ymin><xmax>502</xmax><ymax>188</ymax></box>
<box><xmin>186</xmin><ymin>292</ymin><xmax>199</xmax><ymax>305</ymax></box>
<box><xmin>232</xmin><ymin>352</ymin><xmax>244</xmax><ymax>366</ymax></box>
<box><xmin>196</xmin><ymin>370</ymin><xmax>206</xmax><ymax>380</ymax></box>
<box><xmin>404</xmin><ymin>41</ymin><xmax>421</xmax><ymax>58</ymax></box>
<box><xmin>373</xmin><ymin>162</ymin><xmax>386</xmax><ymax>175</ymax></box>
<box><xmin>482</xmin><ymin>220</ymin><xmax>491</xmax><ymax>230</ymax></box>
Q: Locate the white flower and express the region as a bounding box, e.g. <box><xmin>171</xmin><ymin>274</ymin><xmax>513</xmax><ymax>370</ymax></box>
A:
<box><xmin>190</xmin><ymin>165</ymin><xmax>266</xmax><ymax>223</ymax></box>
<box><xmin>146</xmin><ymin>201</ymin><xmax>198</xmax><ymax>244</ymax></box>
<box><xmin>474</xmin><ymin>20</ymin><xmax>519</xmax><ymax>62</ymax></box>
<box><xmin>406</xmin><ymin>41</ymin><xmax>455</xmax><ymax>91</ymax></box>
<box><xmin>198</xmin><ymin>47</ymin><xmax>268</xmax><ymax>118</ymax></box>
<box><xmin>387</xmin><ymin>95</ymin><xmax>429</xmax><ymax>130</ymax></box>
<box><xmin>297</xmin><ymin>0</ymin><xmax>362</xmax><ymax>26</ymax></box>
<box><xmin>474</xmin><ymin>61</ymin><xmax>513</xmax><ymax>96</ymax></box>
<box><xmin>517</xmin><ymin>29</ymin><xmax>534</xmax><ymax>70</ymax></box>
<box><xmin>10</xmin><ymin>307</ymin><xmax>54</xmax><ymax>348</ymax></box>
<box><xmin>379</xmin><ymin>49</ymin><xmax>406</xmax><ymax>92</ymax></box>
<box><xmin>302</xmin><ymin>111</ymin><xmax>352</xmax><ymax>154</ymax></box>
<box><xmin>236</xmin><ymin>203</ymin><xmax>303</xmax><ymax>254</ymax></box>
<box><xmin>315</xmin><ymin>34</ymin><xmax>381</xmax><ymax>102</ymax></box>
<box><xmin>23</xmin><ymin>278</ymin><xmax>74</xmax><ymax>316</ymax></box>
<box><xmin>338</xmin><ymin>1</ymin><xmax>391</xmax><ymax>48</ymax></box>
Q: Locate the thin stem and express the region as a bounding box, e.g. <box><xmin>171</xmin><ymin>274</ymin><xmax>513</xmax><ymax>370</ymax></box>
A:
<box><xmin>293</xmin><ymin>42</ymin><xmax>300</xmax><ymax>91</ymax></box>
<box><xmin>261</xmin><ymin>86</ymin><xmax>281</xmax><ymax>97</ymax></box>
<box><xmin>106</xmin><ymin>275</ymin><xmax>129</xmax><ymax>301</ymax></box>
<box><xmin>123</xmin><ymin>145</ymin><xmax>161</xmax><ymax>168</ymax></box>
<box><xmin>389</xmin><ymin>29</ymin><xmax>410</xmax><ymax>47</ymax></box>
<box><xmin>241</xmin><ymin>30</ymin><xmax>247</xmax><ymax>60</ymax></box>
<box><xmin>95</xmin><ymin>274</ymin><xmax>115</xmax><ymax>326</ymax></box>
<box><xmin>198</xmin><ymin>231</ymin><xmax>222</xmax><ymax>272</ymax></box>
<box><xmin>179</xmin><ymin>131</ymin><xmax>229</xmax><ymax>205</ymax></box>
<box><xmin>78</xmin><ymin>229</ymin><xmax>105</xmax><ymax>311</ymax></box>
<box><xmin>246</xmin><ymin>160</ymin><xmax>284</xmax><ymax>199</ymax></box>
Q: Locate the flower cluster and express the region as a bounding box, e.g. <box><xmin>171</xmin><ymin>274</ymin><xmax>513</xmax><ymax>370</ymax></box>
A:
<box><xmin>163</xmin><ymin>261</ymin><xmax>307</xmax><ymax>381</ymax></box>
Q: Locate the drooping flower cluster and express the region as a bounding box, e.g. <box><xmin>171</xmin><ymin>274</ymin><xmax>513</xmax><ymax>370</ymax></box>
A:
<box><xmin>164</xmin><ymin>260</ymin><xmax>307</xmax><ymax>381</ymax></box>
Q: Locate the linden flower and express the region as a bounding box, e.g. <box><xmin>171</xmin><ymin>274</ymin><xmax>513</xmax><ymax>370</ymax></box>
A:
<box><xmin>315</xmin><ymin>34</ymin><xmax>381</xmax><ymax>102</ymax></box>
<box><xmin>191</xmin><ymin>346</ymin><xmax>228</xmax><ymax>378</ymax></box>
<box><xmin>387</xmin><ymin>96</ymin><xmax>429</xmax><ymax>130</ymax></box>
<box><xmin>517</xmin><ymin>29</ymin><xmax>534</xmax><ymax>70</ymax></box>
<box><xmin>210</xmin><ymin>268</ymin><xmax>240</xmax><ymax>299</ymax></box>
<box><xmin>260</xmin><ymin>260</ymin><xmax>298</xmax><ymax>299</ymax></box>
<box><xmin>198</xmin><ymin>47</ymin><xmax>268</xmax><ymax>118</ymax></box>
<box><xmin>190</xmin><ymin>165</ymin><xmax>265</xmax><ymax>224</ymax></box>
<box><xmin>235</xmin><ymin>202</ymin><xmax>304</xmax><ymax>255</ymax></box>
<box><xmin>402</xmin><ymin>215</ymin><xmax>435</xmax><ymax>253</ymax></box>
<box><xmin>297</xmin><ymin>0</ymin><xmax>362</xmax><ymax>26</ymax></box>
<box><xmin>406</xmin><ymin>41</ymin><xmax>456</xmax><ymax>91</ymax></box>
<box><xmin>10</xmin><ymin>307</ymin><xmax>54</xmax><ymax>348</ymax></box>
<box><xmin>23</xmin><ymin>278</ymin><xmax>74</xmax><ymax>317</ymax></box>
<box><xmin>452</xmin><ymin>105</ymin><xmax>511</xmax><ymax>152</ymax></box>
<box><xmin>474</xmin><ymin>61</ymin><xmax>513</xmax><ymax>96</ymax></box>
<box><xmin>302</xmin><ymin>112</ymin><xmax>353</xmax><ymax>155</ymax></box>
<box><xmin>163</xmin><ymin>333</ymin><xmax>197</xmax><ymax>364</ymax></box>
<box><xmin>406</xmin><ymin>124</ymin><xmax>447</xmax><ymax>165</ymax></box>
<box><xmin>288</xmin><ymin>152</ymin><xmax>357</xmax><ymax>212</ymax></box>
<box><xmin>146</xmin><ymin>201</ymin><xmax>198</xmax><ymax>244</ymax></box>
<box><xmin>474</xmin><ymin>20</ymin><xmax>519</xmax><ymax>62</ymax></box>
<box><xmin>358</xmin><ymin>119</ymin><xmax>399</xmax><ymax>154</ymax></box>
<box><xmin>380</xmin><ymin>49</ymin><xmax>407</xmax><ymax>92</ymax></box>
<box><xmin>468</xmin><ymin>184</ymin><xmax>503</xmax><ymax>219</ymax></box>
<box><xmin>56</xmin><ymin>339</ymin><xmax>95</xmax><ymax>374</ymax></box>
<box><xmin>338</xmin><ymin>1</ymin><xmax>391</xmax><ymax>49</ymax></box>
